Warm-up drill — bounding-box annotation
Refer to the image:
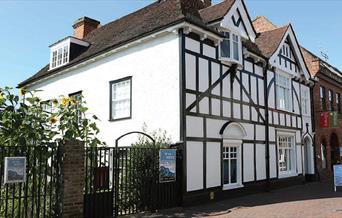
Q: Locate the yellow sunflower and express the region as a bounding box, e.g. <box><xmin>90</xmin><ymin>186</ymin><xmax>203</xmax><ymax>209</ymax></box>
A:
<box><xmin>49</xmin><ymin>116</ymin><xmax>58</xmax><ymax>124</ymax></box>
<box><xmin>60</xmin><ymin>96</ymin><xmax>70</xmax><ymax>106</ymax></box>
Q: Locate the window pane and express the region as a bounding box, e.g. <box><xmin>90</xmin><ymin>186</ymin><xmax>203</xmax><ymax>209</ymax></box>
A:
<box><xmin>223</xmin><ymin>160</ymin><xmax>229</xmax><ymax>184</ymax></box>
<box><xmin>230</xmin><ymin>159</ymin><xmax>237</xmax><ymax>183</ymax></box>
<box><xmin>220</xmin><ymin>39</ymin><xmax>230</xmax><ymax>58</ymax></box>
<box><xmin>232</xmin><ymin>34</ymin><xmax>239</xmax><ymax>61</ymax></box>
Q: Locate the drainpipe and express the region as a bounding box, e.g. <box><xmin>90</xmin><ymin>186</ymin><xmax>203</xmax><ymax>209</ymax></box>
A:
<box><xmin>264</xmin><ymin>62</ymin><xmax>271</xmax><ymax>191</ymax></box>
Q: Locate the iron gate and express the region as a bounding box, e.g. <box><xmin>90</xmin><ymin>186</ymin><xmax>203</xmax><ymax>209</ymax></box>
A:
<box><xmin>0</xmin><ymin>145</ymin><xmax>62</xmax><ymax>217</ymax></box>
<box><xmin>84</xmin><ymin>146</ymin><xmax>183</xmax><ymax>218</ymax></box>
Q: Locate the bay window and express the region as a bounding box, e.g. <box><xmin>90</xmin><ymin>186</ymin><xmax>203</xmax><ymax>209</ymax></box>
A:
<box><xmin>220</xmin><ymin>32</ymin><xmax>241</xmax><ymax>63</ymax></box>
<box><xmin>277</xmin><ymin>134</ymin><xmax>296</xmax><ymax>177</ymax></box>
<box><xmin>110</xmin><ymin>77</ymin><xmax>132</xmax><ymax>121</ymax></box>
<box><xmin>276</xmin><ymin>73</ymin><xmax>291</xmax><ymax>111</ymax></box>
<box><xmin>223</xmin><ymin>141</ymin><xmax>242</xmax><ymax>189</ymax></box>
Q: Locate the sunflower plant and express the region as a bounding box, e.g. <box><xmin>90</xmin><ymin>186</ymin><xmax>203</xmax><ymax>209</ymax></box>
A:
<box><xmin>0</xmin><ymin>87</ymin><xmax>104</xmax><ymax>147</ymax></box>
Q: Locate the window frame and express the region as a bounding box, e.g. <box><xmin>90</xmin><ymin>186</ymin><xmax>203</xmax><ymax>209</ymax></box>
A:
<box><xmin>301</xmin><ymin>88</ymin><xmax>310</xmax><ymax>116</ymax></box>
<box><xmin>109</xmin><ymin>76</ymin><xmax>132</xmax><ymax>122</ymax></box>
<box><xmin>219</xmin><ymin>31</ymin><xmax>242</xmax><ymax>65</ymax></box>
<box><xmin>69</xmin><ymin>91</ymin><xmax>83</xmax><ymax>123</ymax></box>
<box><xmin>320</xmin><ymin>86</ymin><xmax>326</xmax><ymax>111</ymax></box>
<box><xmin>222</xmin><ymin>140</ymin><xmax>243</xmax><ymax>190</ymax></box>
<box><xmin>276</xmin><ymin>72</ymin><xmax>292</xmax><ymax>112</ymax></box>
<box><xmin>277</xmin><ymin>132</ymin><xmax>297</xmax><ymax>178</ymax></box>
<box><xmin>336</xmin><ymin>93</ymin><xmax>341</xmax><ymax>114</ymax></box>
<box><xmin>328</xmin><ymin>89</ymin><xmax>334</xmax><ymax>111</ymax></box>
<box><xmin>50</xmin><ymin>43</ymin><xmax>70</xmax><ymax>70</ymax></box>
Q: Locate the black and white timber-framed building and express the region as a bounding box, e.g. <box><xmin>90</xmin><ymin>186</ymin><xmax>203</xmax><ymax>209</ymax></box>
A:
<box><xmin>19</xmin><ymin>0</ymin><xmax>315</xmax><ymax>204</ymax></box>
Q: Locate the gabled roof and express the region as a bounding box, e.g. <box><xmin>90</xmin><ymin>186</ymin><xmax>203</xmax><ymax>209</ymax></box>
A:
<box><xmin>255</xmin><ymin>25</ymin><xmax>288</xmax><ymax>58</ymax></box>
<box><xmin>301</xmin><ymin>47</ymin><xmax>342</xmax><ymax>79</ymax></box>
<box><xmin>19</xmin><ymin>0</ymin><xmax>218</xmax><ymax>88</ymax></box>
<box><xmin>200</xmin><ymin>0</ymin><xmax>235</xmax><ymax>23</ymax></box>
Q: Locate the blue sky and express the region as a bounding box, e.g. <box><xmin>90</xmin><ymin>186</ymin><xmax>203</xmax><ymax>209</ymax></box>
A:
<box><xmin>0</xmin><ymin>0</ymin><xmax>341</xmax><ymax>89</ymax></box>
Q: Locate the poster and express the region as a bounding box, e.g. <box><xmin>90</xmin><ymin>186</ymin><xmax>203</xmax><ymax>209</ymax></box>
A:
<box><xmin>320</xmin><ymin>112</ymin><xmax>328</xmax><ymax>128</ymax></box>
<box><xmin>329</xmin><ymin>112</ymin><xmax>338</xmax><ymax>128</ymax></box>
<box><xmin>159</xmin><ymin>149</ymin><xmax>176</xmax><ymax>183</ymax></box>
<box><xmin>320</xmin><ymin>112</ymin><xmax>338</xmax><ymax>128</ymax></box>
<box><xmin>333</xmin><ymin>165</ymin><xmax>342</xmax><ymax>192</ymax></box>
<box><xmin>4</xmin><ymin>157</ymin><xmax>26</xmax><ymax>184</ymax></box>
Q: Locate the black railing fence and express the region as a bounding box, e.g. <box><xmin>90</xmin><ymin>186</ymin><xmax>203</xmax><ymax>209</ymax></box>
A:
<box><xmin>84</xmin><ymin>146</ymin><xmax>183</xmax><ymax>218</ymax></box>
<box><xmin>0</xmin><ymin>145</ymin><xmax>62</xmax><ymax>218</ymax></box>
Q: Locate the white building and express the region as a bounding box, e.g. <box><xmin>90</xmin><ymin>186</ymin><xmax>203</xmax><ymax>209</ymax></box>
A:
<box><xmin>19</xmin><ymin>0</ymin><xmax>315</xmax><ymax>204</ymax></box>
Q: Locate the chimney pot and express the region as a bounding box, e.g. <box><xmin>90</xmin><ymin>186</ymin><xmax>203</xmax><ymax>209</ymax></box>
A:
<box><xmin>73</xmin><ymin>16</ymin><xmax>100</xmax><ymax>39</ymax></box>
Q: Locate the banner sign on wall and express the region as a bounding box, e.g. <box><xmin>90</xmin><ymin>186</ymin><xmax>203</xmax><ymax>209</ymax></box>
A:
<box><xmin>334</xmin><ymin>164</ymin><xmax>342</xmax><ymax>192</ymax></box>
<box><xmin>159</xmin><ymin>149</ymin><xmax>176</xmax><ymax>183</ymax></box>
<box><xmin>329</xmin><ymin>112</ymin><xmax>338</xmax><ymax>128</ymax></box>
<box><xmin>320</xmin><ymin>112</ymin><xmax>329</xmax><ymax>128</ymax></box>
<box><xmin>320</xmin><ymin>112</ymin><xmax>338</xmax><ymax>128</ymax></box>
<box><xmin>4</xmin><ymin>157</ymin><xmax>26</xmax><ymax>184</ymax></box>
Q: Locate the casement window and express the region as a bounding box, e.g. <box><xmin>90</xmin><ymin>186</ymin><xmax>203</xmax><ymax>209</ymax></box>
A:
<box><xmin>336</xmin><ymin>93</ymin><xmax>341</xmax><ymax>113</ymax></box>
<box><xmin>110</xmin><ymin>77</ymin><xmax>132</xmax><ymax>121</ymax></box>
<box><xmin>69</xmin><ymin>91</ymin><xmax>83</xmax><ymax>123</ymax></box>
<box><xmin>276</xmin><ymin>73</ymin><xmax>291</xmax><ymax>111</ymax></box>
<box><xmin>301</xmin><ymin>88</ymin><xmax>310</xmax><ymax>115</ymax></box>
<box><xmin>328</xmin><ymin>90</ymin><xmax>334</xmax><ymax>111</ymax></box>
<box><xmin>277</xmin><ymin>134</ymin><xmax>296</xmax><ymax>178</ymax></box>
<box><xmin>50</xmin><ymin>44</ymin><xmax>69</xmax><ymax>70</ymax></box>
<box><xmin>320</xmin><ymin>86</ymin><xmax>326</xmax><ymax>111</ymax></box>
<box><xmin>220</xmin><ymin>32</ymin><xmax>241</xmax><ymax>63</ymax></box>
<box><xmin>223</xmin><ymin>141</ymin><xmax>242</xmax><ymax>189</ymax></box>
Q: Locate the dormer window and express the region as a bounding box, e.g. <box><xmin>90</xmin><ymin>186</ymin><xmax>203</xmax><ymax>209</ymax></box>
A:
<box><xmin>49</xmin><ymin>36</ymin><xmax>90</xmax><ymax>71</ymax></box>
<box><xmin>51</xmin><ymin>44</ymin><xmax>69</xmax><ymax>69</ymax></box>
<box><xmin>220</xmin><ymin>32</ymin><xmax>242</xmax><ymax>64</ymax></box>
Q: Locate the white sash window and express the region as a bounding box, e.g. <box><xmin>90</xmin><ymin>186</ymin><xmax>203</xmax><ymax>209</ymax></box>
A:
<box><xmin>276</xmin><ymin>73</ymin><xmax>291</xmax><ymax>111</ymax></box>
<box><xmin>301</xmin><ymin>88</ymin><xmax>310</xmax><ymax>115</ymax></box>
<box><xmin>110</xmin><ymin>77</ymin><xmax>132</xmax><ymax>120</ymax></box>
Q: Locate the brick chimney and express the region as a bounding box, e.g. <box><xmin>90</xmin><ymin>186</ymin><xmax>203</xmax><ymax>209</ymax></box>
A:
<box><xmin>252</xmin><ymin>16</ymin><xmax>277</xmax><ymax>33</ymax></box>
<box><xmin>73</xmin><ymin>17</ymin><xmax>100</xmax><ymax>39</ymax></box>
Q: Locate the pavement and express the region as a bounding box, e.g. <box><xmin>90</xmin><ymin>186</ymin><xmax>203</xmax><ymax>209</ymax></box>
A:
<box><xmin>134</xmin><ymin>181</ymin><xmax>342</xmax><ymax>218</ymax></box>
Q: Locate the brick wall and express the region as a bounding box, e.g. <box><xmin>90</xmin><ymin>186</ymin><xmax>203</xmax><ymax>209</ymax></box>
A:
<box><xmin>61</xmin><ymin>140</ymin><xmax>85</xmax><ymax>218</ymax></box>
<box><xmin>312</xmin><ymin>72</ymin><xmax>342</xmax><ymax>178</ymax></box>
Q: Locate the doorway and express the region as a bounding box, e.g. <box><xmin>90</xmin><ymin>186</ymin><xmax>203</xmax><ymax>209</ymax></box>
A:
<box><xmin>330</xmin><ymin>133</ymin><xmax>340</xmax><ymax>169</ymax></box>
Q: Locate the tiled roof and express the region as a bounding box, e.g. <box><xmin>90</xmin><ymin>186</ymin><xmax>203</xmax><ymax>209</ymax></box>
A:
<box><xmin>255</xmin><ymin>25</ymin><xmax>289</xmax><ymax>58</ymax></box>
<box><xmin>19</xmin><ymin>0</ymin><xmax>286</xmax><ymax>88</ymax></box>
<box><xmin>199</xmin><ymin>0</ymin><xmax>235</xmax><ymax>23</ymax></box>
<box><xmin>19</xmin><ymin>0</ymin><xmax>216</xmax><ymax>87</ymax></box>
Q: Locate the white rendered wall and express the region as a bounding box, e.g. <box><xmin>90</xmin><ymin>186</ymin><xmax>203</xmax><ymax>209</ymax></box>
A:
<box><xmin>28</xmin><ymin>33</ymin><xmax>181</xmax><ymax>146</ymax></box>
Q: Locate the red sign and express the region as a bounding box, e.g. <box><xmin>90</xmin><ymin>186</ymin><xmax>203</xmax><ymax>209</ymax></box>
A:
<box><xmin>320</xmin><ymin>112</ymin><xmax>329</xmax><ymax>128</ymax></box>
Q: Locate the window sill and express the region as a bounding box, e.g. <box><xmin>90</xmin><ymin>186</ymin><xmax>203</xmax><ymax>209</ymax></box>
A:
<box><xmin>222</xmin><ymin>183</ymin><xmax>244</xmax><ymax>191</ymax></box>
<box><xmin>219</xmin><ymin>57</ymin><xmax>243</xmax><ymax>67</ymax></box>
<box><xmin>278</xmin><ymin>172</ymin><xmax>297</xmax><ymax>179</ymax></box>
<box><xmin>109</xmin><ymin>116</ymin><xmax>131</xmax><ymax>122</ymax></box>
